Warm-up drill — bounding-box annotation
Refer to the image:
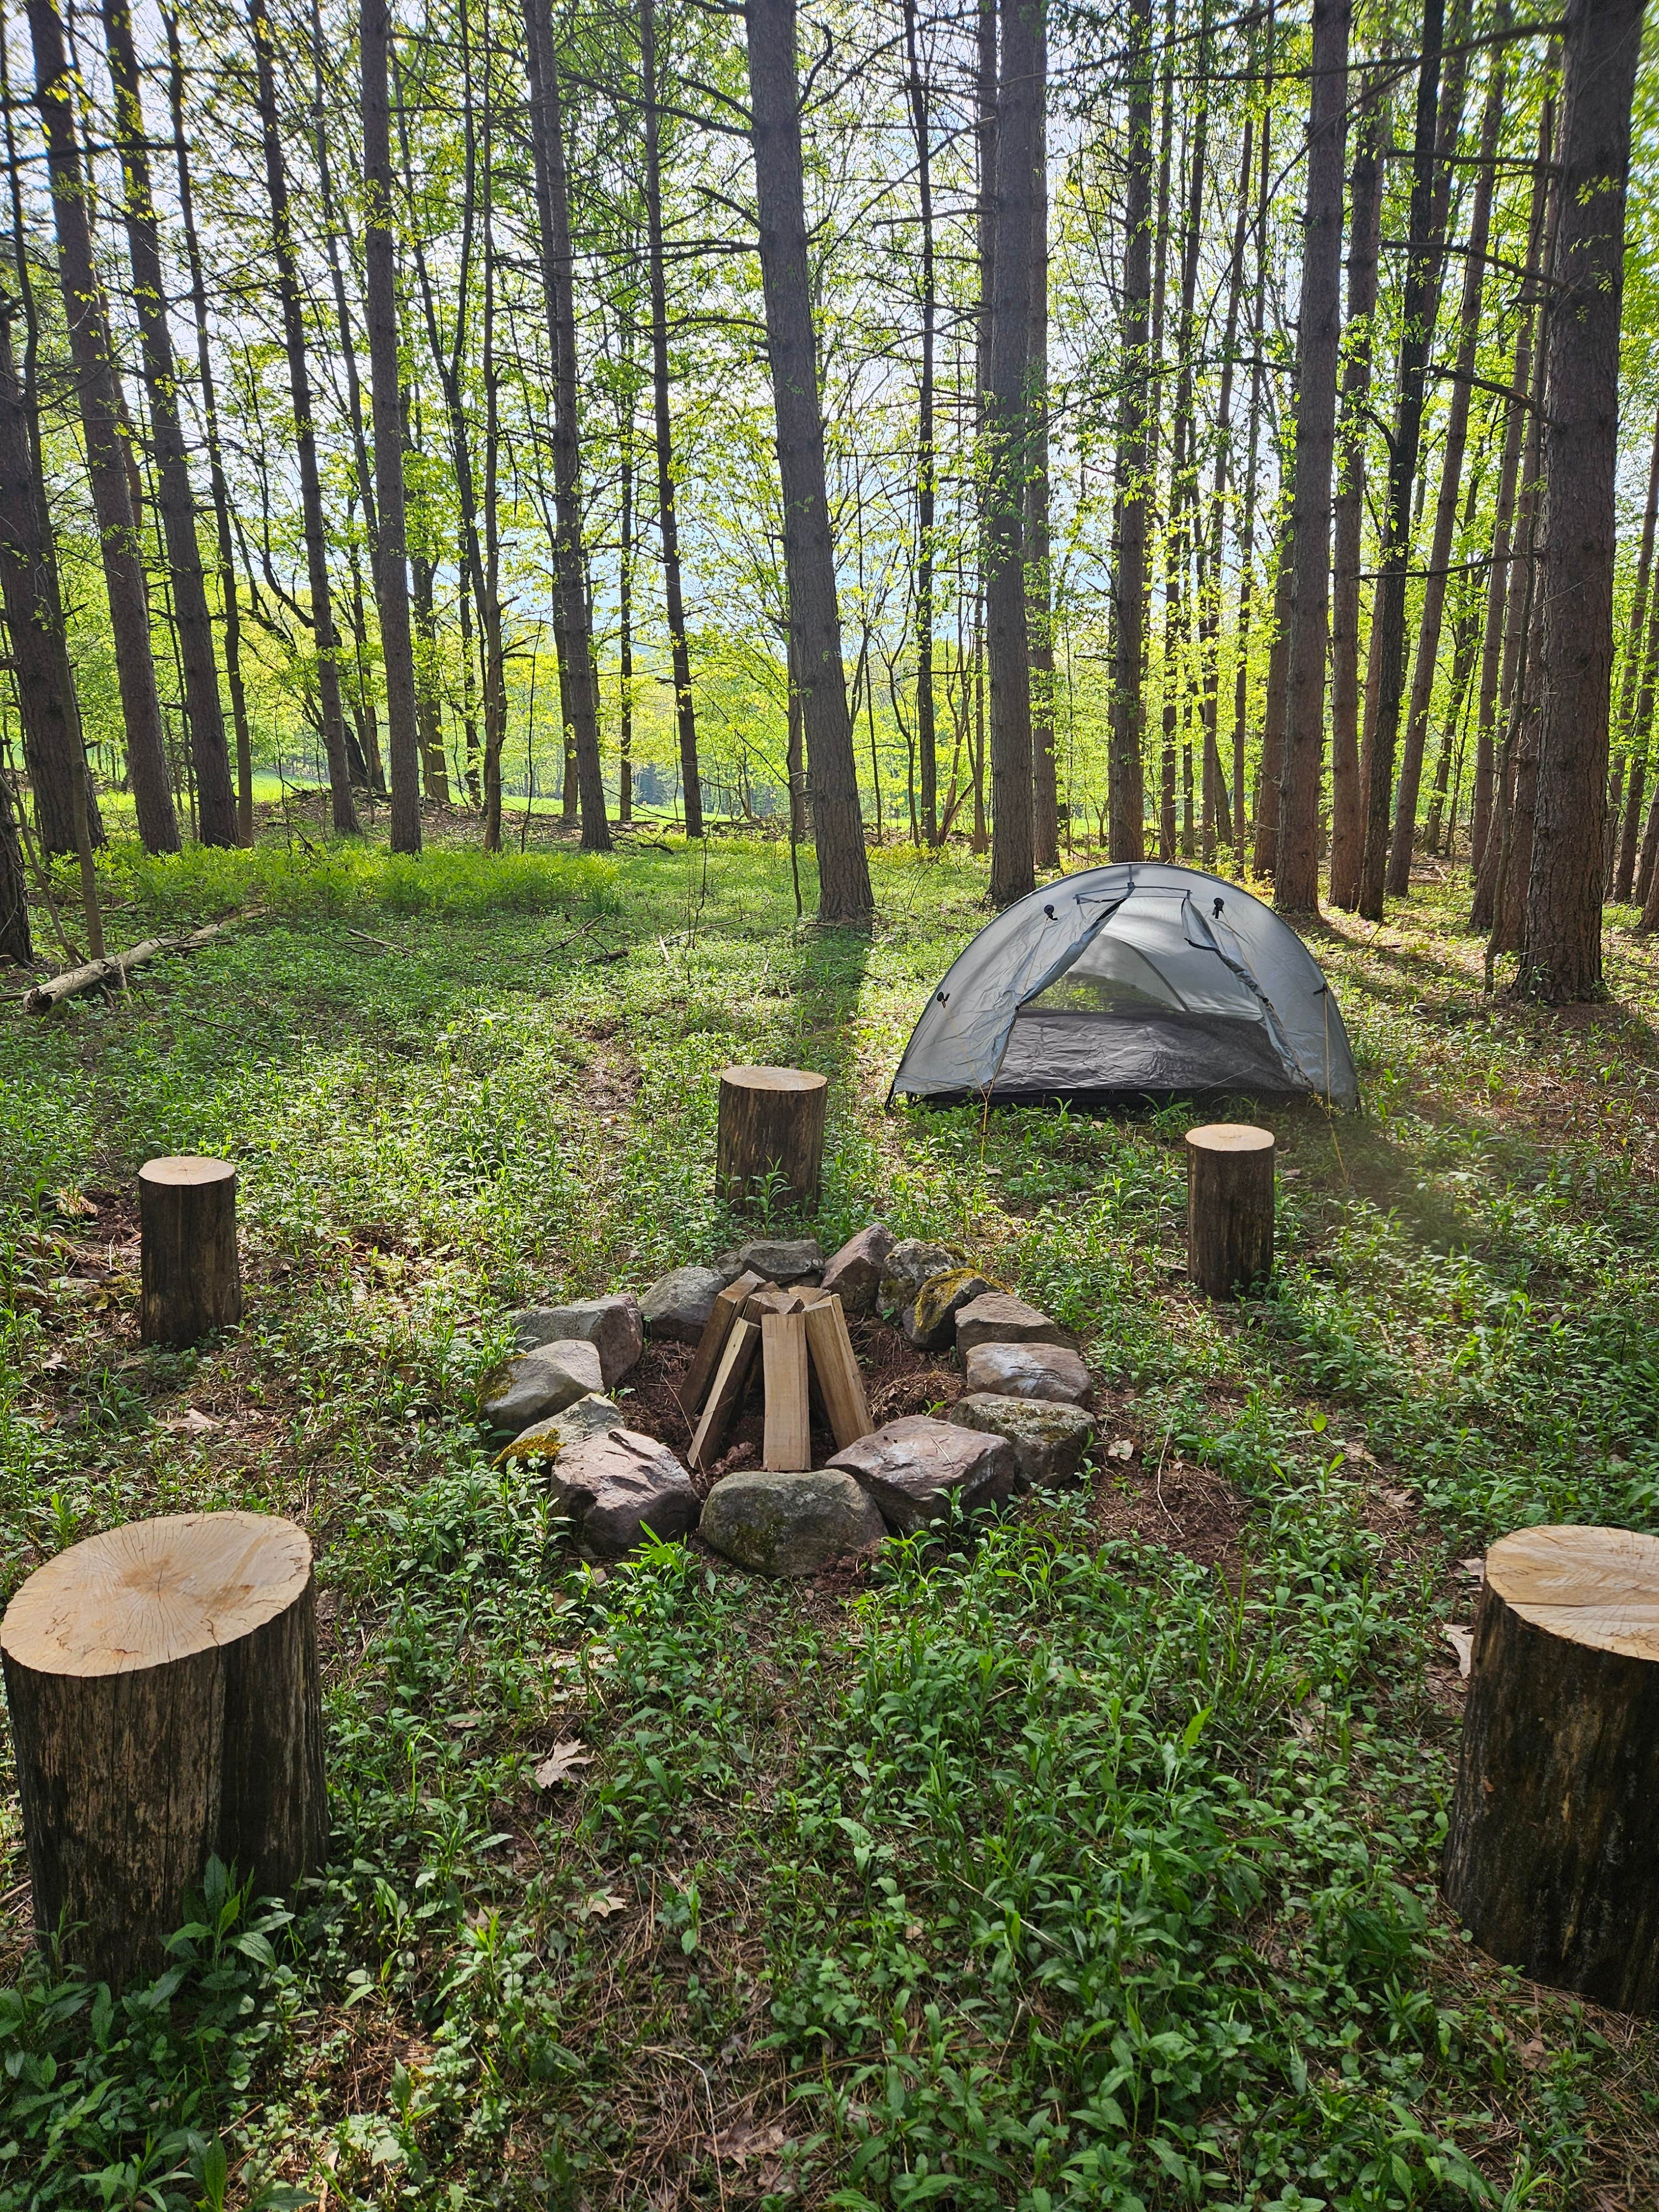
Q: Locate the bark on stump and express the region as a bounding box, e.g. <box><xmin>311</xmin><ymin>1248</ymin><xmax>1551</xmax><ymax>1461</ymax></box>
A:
<box><xmin>1443</xmin><ymin>1524</ymin><xmax>1659</xmax><ymax>2015</ymax></box>
<box><xmin>1</xmin><ymin>1511</ymin><xmax>326</xmax><ymax>1991</ymax></box>
<box><xmin>1185</xmin><ymin>1123</ymin><xmax>1275</xmax><ymax>1297</ymax></box>
<box><xmin>715</xmin><ymin>1066</ymin><xmax>827</xmax><ymax>1214</ymax></box>
<box><xmin>139</xmin><ymin>1155</ymin><xmax>242</xmax><ymax>1347</ymax></box>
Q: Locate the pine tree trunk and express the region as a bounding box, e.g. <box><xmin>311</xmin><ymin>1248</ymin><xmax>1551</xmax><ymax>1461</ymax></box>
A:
<box><xmin>1470</xmin><ymin>102</ymin><xmax>1552</xmax><ymax>910</ymax></box>
<box><xmin>903</xmin><ymin>0</ymin><xmax>938</xmax><ymax>847</ymax></box>
<box><xmin>0</xmin><ymin>764</ymin><xmax>28</xmax><ymax>966</ymax></box>
<box><xmin>361</xmin><ymin>0</ymin><xmax>421</xmax><ymax>854</ymax></box>
<box><xmin>1328</xmin><ymin>90</ymin><xmax>1386</xmax><ymax>911</ymax></box>
<box><xmin>1517</xmin><ymin>0</ymin><xmax>1645</xmax><ymax>999</ymax></box>
<box><xmin>1107</xmin><ymin>0</ymin><xmax>1152</xmax><ymax>864</ymax></box>
<box><xmin>0</xmin><ymin>308</ymin><xmax>91</xmax><ymax>877</ymax></box>
<box><xmin>744</xmin><ymin>0</ymin><xmax>871</xmax><ymax>923</ymax></box>
<box><xmin>1356</xmin><ymin>0</ymin><xmax>1449</xmax><ymax>918</ymax></box>
<box><xmin>984</xmin><ymin>0</ymin><xmax>1040</xmax><ymax>909</ymax></box>
<box><xmin>247</xmin><ymin>0</ymin><xmax>358</xmax><ymax>835</ymax></box>
<box><xmin>101</xmin><ymin>0</ymin><xmax>234</xmax><ymax>849</ymax></box>
<box><xmin>522</xmin><ymin>0</ymin><xmax>608</xmax><ymax>852</ymax></box>
<box><xmin>1274</xmin><ymin>0</ymin><xmax>1349</xmax><ymax>914</ymax></box>
<box><xmin>1198</xmin><ymin>120</ymin><xmax>1250</xmax><ymax>868</ymax></box>
<box><xmin>165</xmin><ymin>10</ymin><xmax>253</xmax><ymax>845</ymax></box>
<box><xmin>26</xmin><ymin>0</ymin><xmax>178</xmax><ymax>854</ymax></box>
<box><xmin>640</xmin><ymin>0</ymin><xmax>702</xmax><ymax>840</ymax></box>
<box><xmin>1387</xmin><ymin>55</ymin><xmax>1503</xmax><ymax>895</ymax></box>
<box><xmin>1027</xmin><ymin>18</ymin><xmax>1057</xmax><ymax>870</ymax></box>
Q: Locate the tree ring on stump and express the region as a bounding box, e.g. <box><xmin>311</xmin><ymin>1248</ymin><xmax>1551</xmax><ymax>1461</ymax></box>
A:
<box><xmin>1</xmin><ymin>1510</ymin><xmax>312</xmax><ymax>1676</ymax></box>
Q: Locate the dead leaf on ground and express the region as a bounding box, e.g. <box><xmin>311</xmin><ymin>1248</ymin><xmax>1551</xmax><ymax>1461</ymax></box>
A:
<box><xmin>1442</xmin><ymin>1624</ymin><xmax>1474</xmax><ymax>1677</ymax></box>
<box><xmin>711</xmin><ymin>2119</ymin><xmax>790</xmax><ymax>2162</ymax></box>
<box><xmin>1106</xmin><ymin>1437</ymin><xmax>1135</xmax><ymax>1460</ymax></box>
<box><xmin>581</xmin><ymin>1889</ymin><xmax>628</xmax><ymax>1919</ymax></box>
<box><xmin>1457</xmin><ymin>1556</ymin><xmax>1485</xmax><ymax>1582</ymax></box>
<box><xmin>534</xmin><ymin>1739</ymin><xmax>593</xmax><ymax>1788</ymax></box>
<box><xmin>54</xmin><ymin>1189</ymin><xmax>98</xmax><ymax>1218</ymax></box>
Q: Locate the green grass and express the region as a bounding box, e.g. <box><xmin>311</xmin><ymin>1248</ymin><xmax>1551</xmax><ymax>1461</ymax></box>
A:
<box><xmin>3</xmin><ymin>827</ymin><xmax>1658</xmax><ymax>2210</ymax></box>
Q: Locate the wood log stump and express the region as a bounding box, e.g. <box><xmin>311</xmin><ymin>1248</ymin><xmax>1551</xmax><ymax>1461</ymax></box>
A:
<box><xmin>139</xmin><ymin>1155</ymin><xmax>242</xmax><ymax>1347</ymax></box>
<box><xmin>1</xmin><ymin>1511</ymin><xmax>327</xmax><ymax>1990</ymax></box>
<box><xmin>1185</xmin><ymin>1123</ymin><xmax>1274</xmax><ymax>1298</ymax></box>
<box><xmin>1443</xmin><ymin>1525</ymin><xmax>1659</xmax><ymax>2015</ymax></box>
<box><xmin>715</xmin><ymin>1066</ymin><xmax>827</xmax><ymax>1214</ymax></box>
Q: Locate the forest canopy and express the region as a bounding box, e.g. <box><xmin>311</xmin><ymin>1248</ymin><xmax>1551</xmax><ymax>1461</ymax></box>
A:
<box><xmin>0</xmin><ymin>0</ymin><xmax>1650</xmax><ymax>989</ymax></box>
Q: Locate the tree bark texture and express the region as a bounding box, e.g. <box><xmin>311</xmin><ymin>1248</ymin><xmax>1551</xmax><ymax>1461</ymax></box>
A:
<box><xmin>1444</xmin><ymin>1523</ymin><xmax>1659</xmax><ymax>2015</ymax></box>
<box><xmin>640</xmin><ymin>0</ymin><xmax>702</xmax><ymax>840</ymax></box>
<box><xmin>1027</xmin><ymin>36</ymin><xmax>1057</xmax><ymax>872</ymax></box>
<box><xmin>1274</xmin><ymin>0</ymin><xmax>1349</xmax><ymax>915</ymax></box>
<box><xmin>0</xmin><ymin>308</ymin><xmax>93</xmax><ymax>872</ymax></box>
<box><xmin>1108</xmin><ymin>0</ymin><xmax>1153</xmax><ymax>864</ymax></box>
<box><xmin>1514</xmin><ymin>0</ymin><xmax>1645</xmax><ymax>1001</ymax></box>
<box><xmin>101</xmin><ymin>0</ymin><xmax>235</xmax><ymax>849</ymax></box>
<box><xmin>1186</xmin><ymin>1123</ymin><xmax>1274</xmax><ymax>1298</ymax></box>
<box><xmin>0</xmin><ymin>765</ymin><xmax>28</xmax><ymax>965</ymax></box>
<box><xmin>984</xmin><ymin>0</ymin><xmax>1041</xmax><ymax>908</ymax></box>
<box><xmin>1328</xmin><ymin>91</ymin><xmax>1386</xmax><ymax>911</ymax></box>
<box><xmin>1</xmin><ymin>1511</ymin><xmax>325</xmax><ymax>1992</ymax></box>
<box><xmin>165</xmin><ymin>9</ymin><xmax>254</xmax><ymax>844</ymax></box>
<box><xmin>716</xmin><ymin>1065</ymin><xmax>828</xmax><ymax>1214</ymax></box>
<box><xmin>1357</xmin><ymin>0</ymin><xmax>1448</xmax><ymax>918</ymax></box>
<box><xmin>139</xmin><ymin>1155</ymin><xmax>243</xmax><ymax>1348</ymax></box>
<box><xmin>360</xmin><ymin>0</ymin><xmax>422</xmax><ymax>854</ymax></box>
<box><xmin>903</xmin><ymin>0</ymin><xmax>938</xmax><ymax>846</ymax></box>
<box><xmin>522</xmin><ymin>0</ymin><xmax>609</xmax><ymax>851</ymax></box>
<box><xmin>1386</xmin><ymin>52</ymin><xmax>1504</xmax><ymax>895</ymax></box>
<box><xmin>27</xmin><ymin>0</ymin><xmax>178</xmax><ymax>855</ymax></box>
<box><xmin>744</xmin><ymin>0</ymin><xmax>872</xmax><ymax>924</ymax></box>
<box><xmin>248</xmin><ymin>0</ymin><xmax>358</xmax><ymax>834</ymax></box>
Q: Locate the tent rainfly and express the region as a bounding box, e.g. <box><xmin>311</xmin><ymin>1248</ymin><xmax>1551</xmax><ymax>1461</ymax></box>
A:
<box><xmin>890</xmin><ymin>863</ymin><xmax>1359</xmax><ymax>1112</ymax></box>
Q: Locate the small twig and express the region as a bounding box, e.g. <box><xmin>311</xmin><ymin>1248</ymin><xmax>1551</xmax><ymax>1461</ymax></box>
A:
<box><xmin>640</xmin><ymin>2045</ymin><xmax>728</xmax><ymax>2212</ymax></box>
<box><xmin>344</xmin><ymin>927</ymin><xmax>400</xmax><ymax>953</ymax></box>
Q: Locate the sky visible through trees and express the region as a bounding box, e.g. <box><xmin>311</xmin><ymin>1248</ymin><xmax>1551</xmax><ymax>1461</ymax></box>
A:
<box><xmin>0</xmin><ymin>0</ymin><xmax>1653</xmax><ymax>987</ymax></box>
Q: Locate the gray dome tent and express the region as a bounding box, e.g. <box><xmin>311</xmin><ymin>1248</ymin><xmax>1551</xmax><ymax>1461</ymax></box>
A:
<box><xmin>890</xmin><ymin>862</ymin><xmax>1359</xmax><ymax>1111</ymax></box>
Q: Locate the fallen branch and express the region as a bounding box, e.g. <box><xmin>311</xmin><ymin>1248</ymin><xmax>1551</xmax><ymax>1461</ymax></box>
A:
<box><xmin>22</xmin><ymin>920</ymin><xmax>236</xmax><ymax>1015</ymax></box>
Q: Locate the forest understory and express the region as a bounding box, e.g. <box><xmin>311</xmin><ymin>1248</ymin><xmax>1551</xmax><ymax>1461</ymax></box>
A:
<box><xmin>3</xmin><ymin>827</ymin><xmax>1659</xmax><ymax>2211</ymax></box>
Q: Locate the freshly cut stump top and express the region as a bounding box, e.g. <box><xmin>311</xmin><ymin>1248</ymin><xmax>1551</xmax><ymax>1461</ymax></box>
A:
<box><xmin>138</xmin><ymin>1154</ymin><xmax>238</xmax><ymax>1194</ymax></box>
<box><xmin>1184</xmin><ymin>1123</ymin><xmax>1275</xmax><ymax>1157</ymax></box>
<box><xmin>1481</xmin><ymin>1522</ymin><xmax>1659</xmax><ymax>1661</ymax></box>
<box><xmin>1</xmin><ymin>1511</ymin><xmax>313</xmax><ymax>1677</ymax></box>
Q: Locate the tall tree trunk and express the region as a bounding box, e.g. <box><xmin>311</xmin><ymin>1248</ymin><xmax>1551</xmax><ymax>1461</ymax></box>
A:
<box><xmin>1357</xmin><ymin>0</ymin><xmax>1450</xmax><ymax>917</ymax></box>
<box><xmin>1619</xmin><ymin>576</ymin><xmax>1659</xmax><ymax>898</ymax></box>
<box><xmin>1274</xmin><ymin>0</ymin><xmax>1349</xmax><ymax>913</ymax></box>
<box><xmin>1232</xmin><ymin>76</ymin><xmax>1271</xmax><ymax>876</ymax></box>
<box><xmin>410</xmin><ymin>550</ymin><xmax>448</xmax><ymax>804</ymax></box>
<box><xmin>619</xmin><ymin>431</ymin><xmax>634</xmax><ymax>825</ymax></box>
<box><xmin>164</xmin><ymin>11</ymin><xmax>252</xmax><ymax>843</ymax></box>
<box><xmin>1387</xmin><ymin>51</ymin><xmax>1504</xmax><ymax>893</ymax></box>
<box><xmin>1470</xmin><ymin>99</ymin><xmax>1552</xmax><ymax>904</ymax></box>
<box><xmin>640</xmin><ymin>0</ymin><xmax>701</xmax><ymax>838</ymax></box>
<box><xmin>101</xmin><ymin>0</ymin><xmax>234</xmax><ymax>848</ymax></box>
<box><xmin>1516</xmin><ymin>0</ymin><xmax>1644</xmax><ymax>995</ymax></box>
<box><xmin>0</xmin><ymin>13</ymin><xmax>97</xmax><ymax>864</ymax></box>
<box><xmin>522</xmin><ymin>0</ymin><xmax>608</xmax><ymax>850</ymax></box>
<box><xmin>246</xmin><ymin>0</ymin><xmax>357</xmax><ymax>834</ymax></box>
<box><xmin>0</xmin><ymin>760</ymin><xmax>28</xmax><ymax>964</ymax></box>
<box><xmin>1614</xmin><ymin>405</ymin><xmax>1659</xmax><ymax>752</ymax></box>
<box><xmin>1253</xmin><ymin>517</ymin><xmax>1293</xmax><ymax>875</ymax></box>
<box><xmin>0</xmin><ymin>307</ymin><xmax>96</xmax><ymax>943</ymax></box>
<box><xmin>984</xmin><ymin>0</ymin><xmax>1041</xmax><ymax>908</ymax></box>
<box><xmin>27</xmin><ymin>0</ymin><xmax>178</xmax><ymax>853</ymax></box>
<box><xmin>361</xmin><ymin>0</ymin><xmax>421</xmax><ymax>853</ymax></box>
<box><xmin>1027</xmin><ymin>12</ymin><xmax>1057</xmax><ymax>869</ymax></box>
<box><xmin>1168</xmin><ymin>85</ymin><xmax>1208</xmax><ymax>867</ymax></box>
<box><xmin>903</xmin><ymin>0</ymin><xmax>937</xmax><ymax>846</ymax></box>
<box><xmin>1328</xmin><ymin>87</ymin><xmax>1386</xmax><ymax>910</ymax></box>
<box><xmin>1108</xmin><ymin>0</ymin><xmax>1152</xmax><ymax>863</ymax></box>
<box><xmin>1199</xmin><ymin>118</ymin><xmax>1251</xmax><ymax>867</ymax></box>
<box><xmin>744</xmin><ymin>0</ymin><xmax>871</xmax><ymax>921</ymax></box>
